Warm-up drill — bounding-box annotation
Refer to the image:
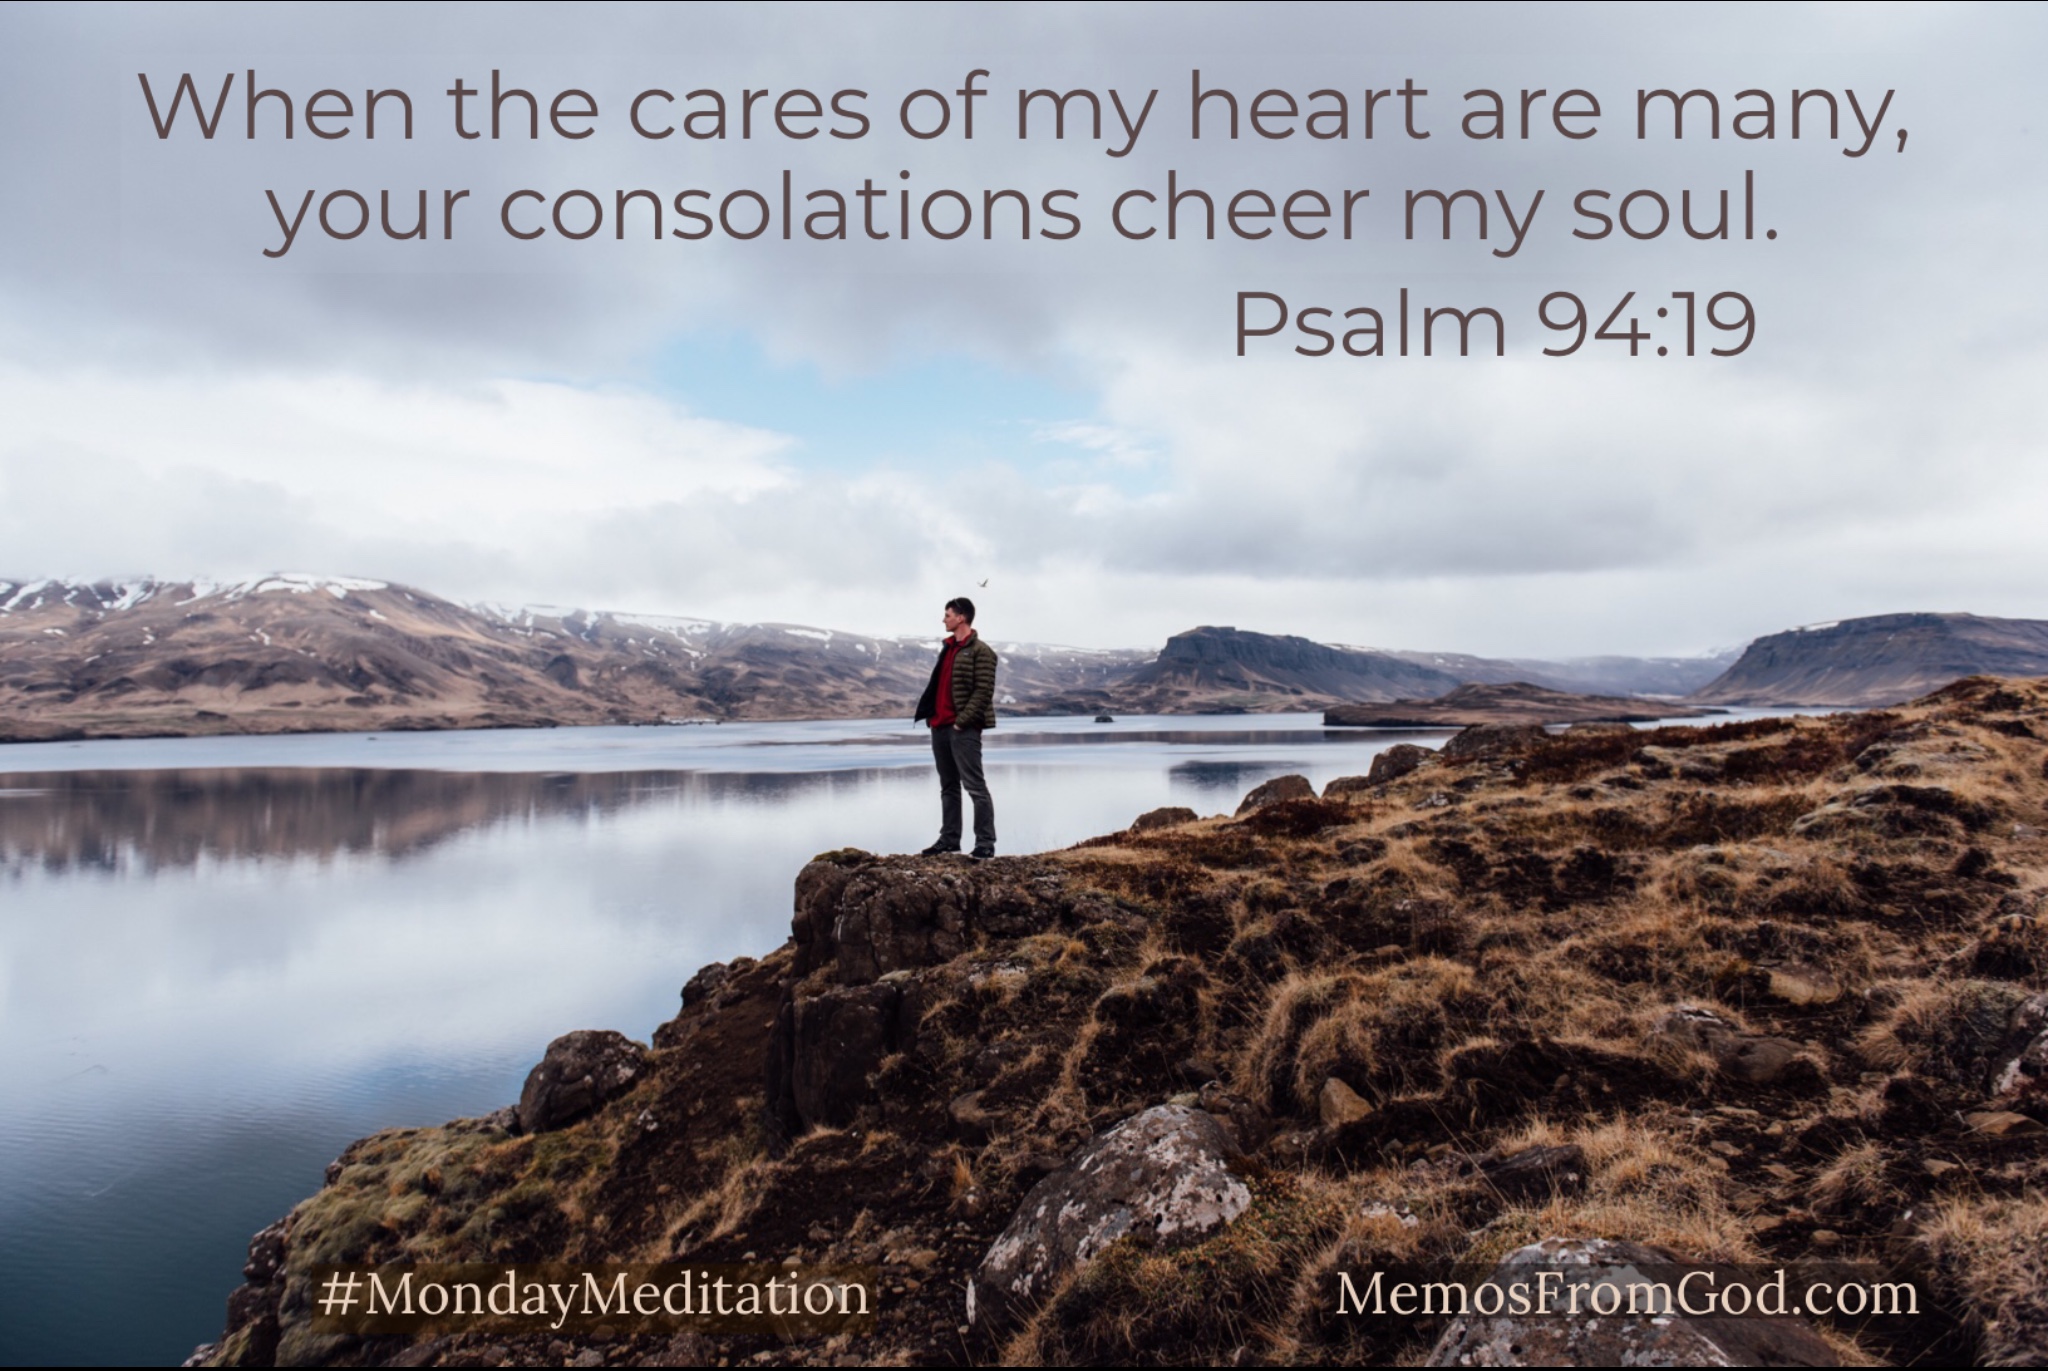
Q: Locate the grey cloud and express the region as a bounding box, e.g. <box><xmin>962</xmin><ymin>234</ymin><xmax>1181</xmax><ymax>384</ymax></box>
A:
<box><xmin>7</xmin><ymin>4</ymin><xmax>2040</xmax><ymax>376</ymax></box>
<box><xmin>2</xmin><ymin>3</ymin><xmax>2045</xmax><ymax>656</ymax></box>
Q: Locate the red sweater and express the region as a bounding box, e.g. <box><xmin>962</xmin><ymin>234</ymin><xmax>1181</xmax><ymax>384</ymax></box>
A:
<box><xmin>932</xmin><ymin>636</ymin><xmax>964</xmax><ymax>727</ymax></box>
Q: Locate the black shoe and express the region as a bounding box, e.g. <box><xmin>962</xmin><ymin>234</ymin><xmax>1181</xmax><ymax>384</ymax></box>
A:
<box><xmin>969</xmin><ymin>845</ymin><xmax>995</xmax><ymax>861</ymax></box>
<box><xmin>920</xmin><ymin>841</ymin><xmax>961</xmax><ymax>856</ymax></box>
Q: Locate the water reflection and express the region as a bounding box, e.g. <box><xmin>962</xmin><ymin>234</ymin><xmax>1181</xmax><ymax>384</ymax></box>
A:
<box><xmin>1169</xmin><ymin>759</ymin><xmax>1284</xmax><ymax>793</ymax></box>
<box><xmin>0</xmin><ymin>767</ymin><xmax>910</xmax><ymax>875</ymax></box>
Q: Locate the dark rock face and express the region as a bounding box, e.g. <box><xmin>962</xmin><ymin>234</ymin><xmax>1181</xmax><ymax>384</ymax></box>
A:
<box><xmin>772</xmin><ymin>854</ymin><xmax>1122</xmax><ymax>1140</ymax></box>
<box><xmin>970</xmin><ymin>1105</ymin><xmax>1251</xmax><ymax>1330</ymax></box>
<box><xmin>1425</xmin><ymin>1237</ymin><xmax>1841</xmax><ymax>1366</ymax></box>
<box><xmin>790</xmin><ymin>854</ymin><xmax>865</xmax><ymax>975</ymax></box>
<box><xmin>783</xmin><ymin>982</ymin><xmax>906</xmax><ymax>1129</ymax></box>
<box><xmin>1368</xmin><ymin>743</ymin><xmax>1437</xmax><ymax>784</ymax></box>
<box><xmin>1235</xmin><ymin>774</ymin><xmax>1315</xmax><ymax>814</ymax></box>
<box><xmin>1441</xmin><ymin>723</ymin><xmax>1552</xmax><ymax>759</ymax></box>
<box><xmin>200</xmin><ymin>1217</ymin><xmax>291</xmax><ymax>1365</ymax></box>
<box><xmin>793</xmin><ymin>852</ymin><xmax>1079</xmax><ymax>983</ymax></box>
<box><xmin>681</xmin><ymin>961</ymin><xmax>731</xmax><ymax>1007</ymax></box>
<box><xmin>830</xmin><ymin>866</ymin><xmax>976</xmax><ymax>982</ymax></box>
<box><xmin>517</xmin><ymin>1030</ymin><xmax>649</xmax><ymax>1134</ymax></box>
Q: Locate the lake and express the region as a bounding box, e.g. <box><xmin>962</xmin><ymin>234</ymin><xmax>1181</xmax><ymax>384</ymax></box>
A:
<box><xmin>0</xmin><ymin>712</ymin><xmax>1743</xmax><ymax>1365</ymax></box>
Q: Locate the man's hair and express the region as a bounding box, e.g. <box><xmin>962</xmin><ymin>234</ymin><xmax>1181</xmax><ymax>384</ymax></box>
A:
<box><xmin>945</xmin><ymin>596</ymin><xmax>976</xmax><ymax>623</ymax></box>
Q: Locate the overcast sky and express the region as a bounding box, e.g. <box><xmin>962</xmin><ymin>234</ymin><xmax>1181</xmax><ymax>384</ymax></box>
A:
<box><xmin>1</xmin><ymin>2</ymin><xmax>2042</xmax><ymax>654</ymax></box>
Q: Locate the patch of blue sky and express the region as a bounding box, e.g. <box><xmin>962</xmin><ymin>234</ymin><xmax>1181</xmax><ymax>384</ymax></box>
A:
<box><xmin>641</xmin><ymin>333</ymin><xmax>1165</xmax><ymax>495</ymax></box>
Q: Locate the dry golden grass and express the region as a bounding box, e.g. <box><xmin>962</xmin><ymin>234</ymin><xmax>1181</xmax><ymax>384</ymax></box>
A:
<box><xmin>1921</xmin><ymin>1194</ymin><xmax>2048</xmax><ymax>1365</ymax></box>
<box><xmin>662</xmin><ymin>1133</ymin><xmax>776</xmax><ymax>1248</ymax></box>
<box><xmin>1528</xmin><ymin>1117</ymin><xmax>1760</xmax><ymax>1263</ymax></box>
<box><xmin>1811</xmin><ymin>1141</ymin><xmax>1894</xmax><ymax>1218</ymax></box>
<box><xmin>1856</xmin><ymin>977</ymin><xmax>2033</xmax><ymax>1081</ymax></box>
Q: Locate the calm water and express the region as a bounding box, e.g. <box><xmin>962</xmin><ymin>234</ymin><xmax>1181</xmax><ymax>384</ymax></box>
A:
<box><xmin>0</xmin><ymin>712</ymin><xmax>1746</xmax><ymax>1365</ymax></box>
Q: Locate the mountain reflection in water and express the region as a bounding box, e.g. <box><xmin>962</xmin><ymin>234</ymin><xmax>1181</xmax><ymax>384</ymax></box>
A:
<box><xmin>0</xmin><ymin>767</ymin><xmax>897</xmax><ymax>874</ymax></box>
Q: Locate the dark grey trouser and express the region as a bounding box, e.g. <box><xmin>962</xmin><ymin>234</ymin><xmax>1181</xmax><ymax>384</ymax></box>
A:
<box><xmin>931</xmin><ymin>724</ymin><xmax>996</xmax><ymax>849</ymax></box>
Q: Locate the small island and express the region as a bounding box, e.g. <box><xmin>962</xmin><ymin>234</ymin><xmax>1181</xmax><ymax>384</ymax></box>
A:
<box><xmin>1325</xmin><ymin>680</ymin><xmax>1723</xmax><ymax>728</ymax></box>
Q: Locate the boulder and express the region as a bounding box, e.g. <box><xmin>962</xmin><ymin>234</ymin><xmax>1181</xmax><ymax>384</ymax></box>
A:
<box><xmin>1425</xmin><ymin>1237</ymin><xmax>1840</xmax><ymax>1366</ymax></box>
<box><xmin>970</xmin><ymin>1105</ymin><xmax>1250</xmax><ymax>1329</ymax></box>
<box><xmin>1319</xmin><ymin>1076</ymin><xmax>1373</xmax><ymax>1127</ymax></box>
<box><xmin>1236</xmin><ymin>773</ymin><xmax>1316</xmax><ymax>814</ymax></box>
<box><xmin>516</xmin><ymin>1030</ymin><xmax>649</xmax><ymax>1133</ymax></box>
<box><xmin>1131</xmin><ymin>805</ymin><xmax>1199</xmax><ymax>832</ymax></box>
<box><xmin>1991</xmin><ymin>992</ymin><xmax>2048</xmax><ymax>1105</ymax></box>
<box><xmin>1366</xmin><ymin>743</ymin><xmax>1437</xmax><ymax>784</ymax></box>
<box><xmin>1322</xmin><ymin>775</ymin><xmax>1375</xmax><ymax>801</ymax></box>
<box><xmin>1441</xmin><ymin>723</ymin><xmax>1550</xmax><ymax>760</ymax></box>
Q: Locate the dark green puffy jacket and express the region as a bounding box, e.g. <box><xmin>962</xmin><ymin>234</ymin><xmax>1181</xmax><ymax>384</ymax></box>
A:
<box><xmin>913</xmin><ymin>634</ymin><xmax>999</xmax><ymax>730</ymax></box>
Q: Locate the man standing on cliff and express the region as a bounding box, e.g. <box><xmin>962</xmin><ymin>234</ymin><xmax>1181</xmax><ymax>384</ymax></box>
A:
<box><xmin>914</xmin><ymin>596</ymin><xmax>998</xmax><ymax>859</ymax></box>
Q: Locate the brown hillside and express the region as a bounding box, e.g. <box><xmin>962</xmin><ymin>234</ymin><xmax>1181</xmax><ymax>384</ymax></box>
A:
<box><xmin>1694</xmin><ymin>613</ymin><xmax>2048</xmax><ymax>707</ymax></box>
<box><xmin>0</xmin><ymin>577</ymin><xmax>1144</xmax><ymax>739</ymax></box>
<box><xmin>201</xmin><ymin>677</ymin><xmax>2048</xmax><ymax>1366</ymax></box>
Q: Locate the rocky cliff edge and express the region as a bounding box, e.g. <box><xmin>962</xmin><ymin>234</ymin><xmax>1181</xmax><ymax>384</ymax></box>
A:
<box><xmin>197</xmin><ymin>677</ymin><xmax>2048</xmax><ymax>1367</ymax></box>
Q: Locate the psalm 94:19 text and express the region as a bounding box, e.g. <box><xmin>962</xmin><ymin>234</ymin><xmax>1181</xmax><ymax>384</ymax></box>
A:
<box><xmin>1236</xmin><ymin>289</ymin><xmax>1756</xmax><ymax>358</ymax></box>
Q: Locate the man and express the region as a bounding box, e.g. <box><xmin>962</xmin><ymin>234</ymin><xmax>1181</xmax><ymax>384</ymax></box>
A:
<box><xmin>912</xmin><ymin>596</ymin><xmax>998</xmax><ymax>859</ymax></box>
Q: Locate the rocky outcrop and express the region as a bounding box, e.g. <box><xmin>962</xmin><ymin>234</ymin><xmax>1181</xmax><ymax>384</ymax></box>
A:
<box><xmin>790</xmin><ymin>851</ymin><xmax>1096</xmax><ymax>983</ymax></box>
<box><xmin>187</xmin><ymin>679</ymin><xmax>2048</xmax><ymax>1368</ymax></box>
<box><xmin>768</xmin><ymin>982</ymin><xmax>917</xmax><ymax>1130</ymax></box>
<box><xmin>517</xmin><ymin>1030</ymin><xmax>649</xmax><ymax>1133</ymax></box>
<box><xmin>969</xmin><ymin>1105</ymin><xmax>1251</xmax><ymax>1330</ymax></box>
<box><xmin>1369</xmin><ymin>742</ymin><xmax>1437</xmax><ymax>784</ymax></box>
<box><xmin>1441</xmin><ymin>722</ymin><xmax>1553</xmax><ymax>759</ymax></box>
<box><xmin>771</xmin><ymin>852</ymin><xmax>1135</xmax><ymax>1139</ymax></box>
<box><xmin>1425</xmin><ymin>1237</ymin><xmax>1841</xmax><ymax>1366</ymax></box>
<box><xmin>1235</xmin><ymin>773</ymin><xmax>1315</xmax><ymax>814</ymax></box>
<box><xmin>194</xmin><ymin>1218</ymin><xmax>291</xmax><ymax>1366</ymax></box>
